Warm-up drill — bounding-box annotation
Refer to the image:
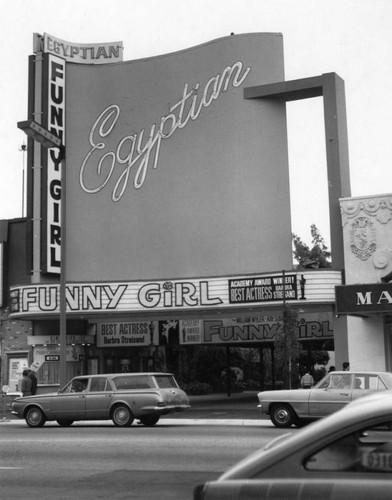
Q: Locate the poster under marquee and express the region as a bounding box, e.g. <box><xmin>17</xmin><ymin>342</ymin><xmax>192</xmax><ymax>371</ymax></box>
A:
<box><xmin>92</xmin><ymin>311</ymin><xmax>334</xmax><ymax>347</ymax></box>
<box><xmin>8</xmin><ymin>357</ymin><xmax>29</xmax><ymax>392</ymax></box>
<box><xmin>178</xmin><ymin>311</ymin><xmax>334</xmax><ymax>345</ymax></box>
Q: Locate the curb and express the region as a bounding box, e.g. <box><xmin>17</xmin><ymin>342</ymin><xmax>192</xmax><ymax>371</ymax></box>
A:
<box><xmin>0</xmin><ymin>417</ymin><xmax>271</xmax><ymax>427</ymax></box>
<box><xmin>161</xmin><ymin>418</ymin><xmax>270</xmax><ymax>426</ymax></box>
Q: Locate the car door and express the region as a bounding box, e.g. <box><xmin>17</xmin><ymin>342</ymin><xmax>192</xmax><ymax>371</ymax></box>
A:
<box><xmin>51</xmin><ymin>377</ymin><xmax>89</xmax><ymax>419</ymax></box>
<box><xmin>111</xmin><ymin>375</ymin><xmax>157</xmax><ymax>416</ymax></box>
<box><xmin>84</xmin><ymin>377</ymin><xmax>113</xmax><ymax>419</ymax></box>
<box><xmin>308</xmin><ymin>373</ymin><xmax>353</xmax><ymax>417</ymax></box>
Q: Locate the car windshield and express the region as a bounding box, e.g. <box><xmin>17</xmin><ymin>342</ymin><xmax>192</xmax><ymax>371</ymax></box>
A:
<box><xmin>153</xmin><ymin>375</ymin><xmax>178</xmax><ymax>389</ymax></box>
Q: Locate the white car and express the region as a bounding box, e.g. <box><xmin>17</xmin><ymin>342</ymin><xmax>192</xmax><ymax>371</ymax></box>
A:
<box><xmin>258</xmin><ymin>370</ymin><xmax>392</xmax><ymax>427</ymax></box>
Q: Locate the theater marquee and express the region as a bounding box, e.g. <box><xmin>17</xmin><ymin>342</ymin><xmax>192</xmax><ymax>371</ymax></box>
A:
<box><xmin>9</xmin><ymin>270</ymin><xmax>341</xmax><ymax>318</ymax></box>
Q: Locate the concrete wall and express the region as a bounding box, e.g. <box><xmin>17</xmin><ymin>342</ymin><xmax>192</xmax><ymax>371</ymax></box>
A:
<box><xmin>347</xmin><ymin>315</ymin><xmax>386</xmax><ymax>371</ymax></box>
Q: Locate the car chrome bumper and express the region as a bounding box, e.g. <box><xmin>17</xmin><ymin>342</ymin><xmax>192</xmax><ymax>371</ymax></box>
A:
<box><xmin>141</xmin><ymin>404</ymin><xmax>191</xmax><ymax>414</ymax></box>
<box><xmin>157</xmin><ymin>404</ymin><xmax>191</xmax><ymax>411</ymax></box>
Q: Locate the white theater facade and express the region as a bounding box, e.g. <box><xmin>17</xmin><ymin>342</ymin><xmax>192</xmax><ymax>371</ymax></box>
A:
<box><xmin>6</xmin><ymin>32</ymin><xmax>353</xmax><ymax>390</ymax></box>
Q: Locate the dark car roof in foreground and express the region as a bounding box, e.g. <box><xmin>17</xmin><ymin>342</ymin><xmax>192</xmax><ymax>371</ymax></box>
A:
<box><xmin>74</xmin><ymin>372</ymin><xmax>174</xmax><ymax>378</ymax></box>
<box><xmin>220</xmin><ymin>392</ymin><xmax>392</xmax><ymax>480</ymax></box>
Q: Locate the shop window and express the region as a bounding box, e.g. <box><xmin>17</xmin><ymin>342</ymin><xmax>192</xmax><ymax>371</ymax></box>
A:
<box><xmin>7</xmin><ymin>355</ymin><xmax>29</xmax><ymax>392</ymax></box>
<box><xmin>36</xmin><ymin>361</ymin><xmax>81</xmax><ymax>386</ymax></box>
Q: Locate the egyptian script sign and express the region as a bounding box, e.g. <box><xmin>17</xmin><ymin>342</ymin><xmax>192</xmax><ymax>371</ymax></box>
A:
<box><xmin>64</xmin><ymin>34</ymin><xmax>290</xmax><ymax>282</ymax></box>
<box><xmin>79</xmin><ymin>61</ymin><xmax>250</xmax><ymax>201</ymax></box>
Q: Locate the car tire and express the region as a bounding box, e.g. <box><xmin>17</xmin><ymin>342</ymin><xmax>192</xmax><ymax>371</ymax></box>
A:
<box><xmin>57</xmin><ymin>420</ymin><xmax>74</xmax><ymax>427</ymax></box>
<box><xmin>112</xmin><ymin>405</ymin><xmax>134</xmax><ymax>427</ymax></box>
<box><xmin>139</xmin><ymin>415</ymin><xmax>160</xmax><ymax>427</ymax></box>
<box><xmin>270</xmin><ymin>404</ymin><xmax>295</xmax><ymax>428</ymax></box>
<box><xmin>25</xmin><ymin>406</ymin><xmax>46</xmax><ymax>428</ymax></box>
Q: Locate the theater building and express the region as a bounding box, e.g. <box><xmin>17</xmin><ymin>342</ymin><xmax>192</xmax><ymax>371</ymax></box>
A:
<box><xmin>2</xmin><ymin>32</ymin><xmax>352</xmax><ymax>391</ymax></box>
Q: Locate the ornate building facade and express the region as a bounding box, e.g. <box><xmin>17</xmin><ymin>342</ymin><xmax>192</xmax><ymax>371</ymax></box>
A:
<box><xmin>337</xmin><ymin>194</ymin><xmax>392</xmax><ymax>370</ymax></box>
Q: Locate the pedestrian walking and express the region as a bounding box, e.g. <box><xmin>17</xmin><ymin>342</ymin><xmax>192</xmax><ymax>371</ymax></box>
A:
<box><xmin>28</xmin><ymin>370</ymin><xmax>38</xmax><ymax>395</ymax></box>
<box><xmin>300</xmin><ymin>370</ymin><xmax>314</xmax><ymax>389</ymax></box>
<box><xmin>21</xmin><ymin>369</ymin><xmax>32</xmax><ymax>397</ymax></box>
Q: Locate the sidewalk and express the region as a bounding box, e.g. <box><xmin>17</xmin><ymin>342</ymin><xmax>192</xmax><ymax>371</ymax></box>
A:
<box><xmin>184</xmin><ymin>390</ymin><xmax>261</xmax><ymax>417</ymax></box>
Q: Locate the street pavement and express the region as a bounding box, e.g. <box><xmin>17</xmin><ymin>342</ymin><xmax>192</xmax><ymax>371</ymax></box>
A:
<box><xmin>163</xmin><ymin>390</ymin><xmax>271</xmax><ymax>426</ymax></box>
<box><xmin>1</xmin><ymin>390</ymin><xmax>271</xmax><ymax>426</ymax></box>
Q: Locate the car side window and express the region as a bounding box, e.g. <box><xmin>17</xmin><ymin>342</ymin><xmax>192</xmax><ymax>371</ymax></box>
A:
<box><xmin>305</xmin><ymin>420</ymin><xmax>392</xmax><ymax>472</ymax></box>
<box><xmin>90</xmin><ymin>377</ymin><xmax>109</xmax><ymax>392</ymax></box>
<box><xmin>317</xmin><ymin>375</ymin><xmax>331</xmax><ymax>390</ymax></box>
<box><xmin>368</xmin><ymin>375</ymin><xmax>387</xmax><ymax>390</ymax></box>
<box><xmin>318</xmin><ymin>374</ymin><xmax>351</xmax><ymax>390</ymax></box>
<box><xmin>112</xmin><ymin>375</ymin><xmax>154</xmax><ymax>390</ymax></box>
<box><xmin>353</xmin><ymin>374</ymin><xmax>387</xmax><ymax>390</ymax></box>
<box><xmin>336</xmin><ymin>374</ymin><xmax>351</xmax><ymax>389</ymax></box>
<box><xmin>70</xmin><ymin>378</ymin><xmax>89</xmax><ymax>393</ymax></box>
<box><xmin>154</xmin><ymin>375</ymin><xmax>178</xmax><ymax>389</ymax></box>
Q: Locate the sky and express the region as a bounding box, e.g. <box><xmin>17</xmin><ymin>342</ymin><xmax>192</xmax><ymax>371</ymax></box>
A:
<box><xmin>1</xmin><ymin>0</ymin><xmax>392</xmax><ymax>247</ymax></box>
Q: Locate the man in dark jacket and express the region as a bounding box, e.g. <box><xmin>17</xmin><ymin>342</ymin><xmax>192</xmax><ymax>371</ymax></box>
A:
<box><xmin>28</xmin><ymin>370</ymin><xmax>38</xmax><ymax>395</ymax></box>
<box><xmin>21</xmin><ymin>370</ymin><xmax>32</xmax><ymax>397</ymax></box>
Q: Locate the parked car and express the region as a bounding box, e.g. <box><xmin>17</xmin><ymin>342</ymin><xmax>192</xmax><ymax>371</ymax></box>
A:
<box><xmin>258</xmin><ymin>370</ymin><xmax>392</xmax><ymax>428</ymax></box>
<box><xmin>194</xmin><ymin>392</ymin><xmax>392</xmax><ymax>500</ymax></box>
<box><xmin>12</xmin><ymin>372</ymin><xmax>190</xmax><ymax>428</ymax></box>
